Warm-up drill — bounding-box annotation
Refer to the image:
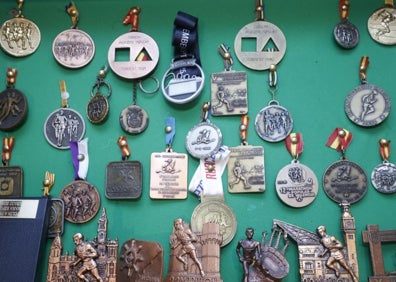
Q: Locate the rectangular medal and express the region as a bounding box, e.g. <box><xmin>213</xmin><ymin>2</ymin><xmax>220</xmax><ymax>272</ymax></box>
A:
<box><xmin>150</xmin><ymin>152</ymin><xmax>188</xmax><ymax>199</ymax></box>
<box><xmin>105</xmin><ymin>160</ymin><xmax>142</xmax><ymax>199</ymax></box>
<box><xmin>210</xmin><ymin>70</ymin><xmax>248</xmax><ymax>116</ymax></box>
<box><xmin>0</xmin><ymin>166</ymin><xmax>23</xmax><ymax>197</ymax></box>
<box><xmin>227</xmin><ymin>145</ymin><xmax>265</xmax><ymax>193</ymax></box>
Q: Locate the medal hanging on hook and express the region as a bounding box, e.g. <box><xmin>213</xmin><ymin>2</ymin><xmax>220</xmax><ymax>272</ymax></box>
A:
<box><xmin>255</xmin><ymin>65</ymin><xmax>293</xmax><ymax>142</ymax></box>
<box><xmin>52</xmin><ymin>2</ymin><xmax>95</xmax><ymax>68</ymax></box>
<box><xmin>371</xmin><ymin>138</ymin><xmax>396</xmax><ymax>194</ymax></box>
<box><xmin>333</xmin><ymin>0</ymin><xmax>359</xmax><ymax>49</ymax></box>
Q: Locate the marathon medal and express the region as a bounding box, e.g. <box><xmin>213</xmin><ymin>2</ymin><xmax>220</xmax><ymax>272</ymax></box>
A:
<box><xmin>105</xmin><ymin>136</ymin><xmax>142</xmax><ymax>199</ymax></box>
<box><xmin>185</xmin><ymin>102</ymin><xmax>222</xmax><ymax>159</ymax></box>
<box><xmin>0</xmin><ymin>137</ymin><xmax>23</xmax><ymax>198</ymax></box>
<box><xmin>323</xmin><ymin>128</ymin><xmax>367</xmax><ymax>204</ymax></box>
<box><xmin>345</xmin><ymin>56</ymin><xmax>390</xmax><ymax>127</ymax></box>
<box><xmin>211</xmin><ymin>44</ymin><xmax>248</xmax><ymax>116</ymax></box>
<box><xmin>161</xmin><ymin>11</ymin><xmax>204</xmax><ymax>104</ymax></box>
<box><xmin>371</xmin><ymin>139</ymin><xmax>396</xmax><ymax>194</ymax></box>
<box><xmin>44</xmin><ymin>80</ymin><xmax>85</xmax><ymax>149</ymax></box>
<box><xmin>0</xmin><ymin>68</ymin><xmax>28</xmax><ymax>131</ymax></box>
<box><xmin>228</xmin><ymin>115</ymin><xmax>265</xmax><ymax>193</ymax></box>
<box><xmin>234</xmin><ymin>0</ymin><xmax>286</xmax><ymax>70</ymax></box>
<box><xmin>333</xmin><ymin>0</ymin><xmax>359</xmax><ymax>49</ymax></box>
<box><xmin>150</xmin><ymin>117</ymin><xmax>188</xmax><ymax>199</ymax></box>
<box><xmin>368</xmin><ymin>0</ymin><xmax>396</xmax><ymax>45</ymax></box>
<box><xmin>52</xmin><ymin>3</ymin><xmax>95</xmax><ymax>68</ymax></box>
<box><xmin>275</xmin><ymin>133</ymin><xmax>318</xmax><ymax>208</ymax></box>
<box><xmin>87</xmin><ymin>67</ymin><xmax>112</xmax><ymax>124</ymax></box>
<box><xmin>0</xmin><ymin>0</ymin><xmax>41</xmax><ymax>57</ymax></box>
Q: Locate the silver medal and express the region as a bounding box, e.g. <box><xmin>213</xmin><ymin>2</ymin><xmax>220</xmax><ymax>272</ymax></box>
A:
<box><xmin>368</xmin><ymin>7</ymin><xmax>396</xmax><ymax>45</ymax></box>
<box><xmin>345</xmin><ymin>83</ymin><xmax>390</xmax><ymax>127</ymax></box>
<box><xmin>371</xmin><ymin>161</ymin><xmax>396</xmax><ymax>194</ymax></box>
<box><xmin>334</xmin><ymin>19</ymin><xmax>359</xmax><ymax>49</ymax></box>
<box><xmin>119</xmin><ymin>104</ymin><xmax>149</xmax><ymax>135</ymax></box>
<box><xmin>185</xmin><ymin>121</ymin><xmax>222</xmax><ymax>159</ymax></box>
<box><xmin>276</xmin><ymin>161</ymin><xmax>318</xmax><ymax>208</ymax></box>
<box><xmin>255</xmin><ymin>103</ymin><xmax>293</xmax><ymax>142</ymax></box>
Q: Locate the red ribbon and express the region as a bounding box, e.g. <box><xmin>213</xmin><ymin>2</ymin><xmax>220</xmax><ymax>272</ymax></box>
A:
<box><xmin>379</xmin><ymin>139</ymin><xmax>391</xmax><ymax>161</ymax></box>
<box><xmin>339</xmin><ymin>0</ymin><xmax>349</xmax><ymax>19</ymax></box>
<box><xmin>240</xmin><ymin>115</ymin><xmax>249</xmax><ymax>143</ymax></box>
<box><xmin>326</xmin><ymin>128</ymin><xmax>352</xmax><ymax>152</ymax></box>
<box><xmin>285</xmin><ymin>133</ymin><xmax>303</xmax><ymax>158</ymax></box>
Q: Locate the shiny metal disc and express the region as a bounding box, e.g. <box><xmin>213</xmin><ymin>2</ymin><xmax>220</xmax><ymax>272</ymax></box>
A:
<box><xmin>371</xmin><ymin>161</ymin><xmax>396</xmax><ymax>194</ymax></box>
<box><xmin>255</xmin><ymin>104</ymin><xmax>293</xmax><ymax>142</ymax></box>
<box><xmin>86</xmin><ymin>94</ymin><xmax>109</xmax><ymax>124</ymax></box>
<box><xmin>191</xmin><ymin>200</ymin><xmax>237</xmax><ymax>247</ymax></box>
<box><xmin>0</xmin><ymin>17</ymin><xmax>41</xmax><ymax>57</ymax></box>
<box><xmin>0</xmin><ymin>88</ymin><xmax>28</xmax><ymax>131</ymax></box>
<box><xmin>345</xmin><ymin>83</ymin><xmax>390</xmax><ymax>127</ymax></box>
<box><xmin>276</xmin><ymin>161</ymin><xmax>318</xmax><ymax>208</ymax></box>
<box><xmin>323</xmin><ymin>159</ymin><xmax>368</xmax><ymax>204</ymax></box>
<box><xmin>119</xmin><ymin>104</ymin><xmax>149</xmax><ymax>134</ymax></box>
<box><xmin>52</xmin><ymin>28</ymin><xmax>95</xmax><ymax>68</ymax></box>
<box><xmin>368</xmin><ymin>7</ymin><xmax>396</xmax><ymax>45</ymax></box>
<box><xmin>185</xmin><ymin>121</ymin><xmax>222</xmax><ymax>159</ymax></box>
<box><xmin>234</xmin><ymin>21</ymin><xmax>286</xmax><ymax>70</ymax></box>
<box><xmin>333</xmin><ymin>19</ymin><xmax>359</xmax><ymax>49</ymax></box>
<box><xmin>43</xmin><ymin>108</ymin><xmax>85</xmax><ymax>149</ymax></box>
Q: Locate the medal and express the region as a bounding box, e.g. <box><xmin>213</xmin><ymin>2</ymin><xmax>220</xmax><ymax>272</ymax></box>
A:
<box><xmin>371</xmin><ymin>138</ymin><xmax>396</xmax><ymax>194</ymax></box>
<box><xmin>105</xmin><ymin>136</ymin><xmax>142</xmax><ymax>199</ymax></box>
<box><xmin>211</xmin><ymin>44</ymin><xmax>248</xmax><ymax>116</ymax></box>
<box><xmin>323</xmin><ymin>128</ymin><xmax>367</xmax><ymax>204</ymax></box>
<box><xmin>150</xmin><ymin>117</ymin><xmax>188</xmax><ymax>199</ymax></box>
<box><xmin>0</xmin><ymin>137</ymin><xmax>23</xmax><ymax>197</ymax></box>
<box><xmin>59</xmin><ymin>138</ymin><xmax>100</xmax><ymax>223</ymax></box>
<box><xmin>255</xmin><ymin>64</ymin><xmax>293</xmax><ymax>142</ymax></box>
<box><xmin>43</xmin><ymin>80</ymin><xmax>85</xmax><ymax>149</ymax></box>
<box><xmin>275</xmin><ymin>133</ymin><xmax>318</xmax><ymax>208</ymax></box>
<box><xmin>185</xmin><ymin>102</ymin><xmax>222</xmax><ymax>159</ymax></box>
<box><xmin>228</xmin><ymin>115</ymin><xmax>265</xmax><ymax>193</ymax></box>
<box><xmin>368</xmin><ymin>0</ymin><xmax>396</xmax><ymax>45</ymax></box>
<box><xmin>86</xmin><ymin>66</ymin><xmax>111</xmax><ymax>124</ymax></box>
<box><xmin>0</xmin><ymin>68</ymin><xmax>28</xmax><ymax>131</ymax></box>
<box><xmin>234</xmin><ymin>0</ymin><xmax>286</xmax><ymax>71</ymax></box>
<box><xmin>52</xmin><ymin>2</ymin><xmax>95</xmax><ymax>68</ymax></box>
<box><xmin>161</xmin><ymin>11</ymin><xmax>204</xmax><ymax>104</ymax></box>
<box><xmin>0</xmin><ymin>0</ymin><xmax>41</xmax><ymax>57</ymax></box>
<box><xmin>333</xmin><ymin>0</ymin><xmax>359</xmax><ymax>49</ymax></box>
<box><xmin>345</xmin><ymin>56</ymin><xmax>390</xmax><ymax>127</ymax></box>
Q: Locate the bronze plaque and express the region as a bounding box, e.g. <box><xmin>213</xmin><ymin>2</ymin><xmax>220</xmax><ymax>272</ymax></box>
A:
<box><xmin>0</xmin><ymin>166</ymin><xmax>23</xmax><ymax>197</ymax></box>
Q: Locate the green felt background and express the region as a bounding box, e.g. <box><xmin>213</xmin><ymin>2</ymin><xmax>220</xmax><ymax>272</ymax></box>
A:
<box><xmin>1</xmin><ymin>0</ymin><xmax>396</xmax><ymax>281</ymax></box>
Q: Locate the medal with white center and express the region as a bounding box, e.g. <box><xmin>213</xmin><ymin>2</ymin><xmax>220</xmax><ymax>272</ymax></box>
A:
<box><xmin>333</xmin><ymin>0</ymin><xmax>359</xmax><ymax>49</ymax></box>
<box><xmin>371</xmin><ymin>138</ymin><xmax>396</xmax><ymax>194</ymax></box>
<box><xmin>368</xmin><ymin>0</ymin><xmax>396</xmax><ymax>45</ymax></box>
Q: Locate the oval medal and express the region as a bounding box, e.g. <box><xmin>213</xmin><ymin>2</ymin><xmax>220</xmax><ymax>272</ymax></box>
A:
<box><xmin>87</xmin><ymin>93</ymin><xmax>109</xmax><ymax>124</ymax></box>
<box><xmin>119</xmin><ymin>104</ymin><xmax>149</xmax><ymax>135</ymax></box>
<box><xmin>185</xmin><ymin>121</ymin><xmax>222</xmax><ymax>159</ymax></box>
<box><xmin>368</xmin><ymin>7</ymin><xmax>396</xmax><ymax>45</ymax></box>
<box><xmin>334</xmin><ymin>19</ymin><xmax>359</xmax><ymax>49</ymax></box>
<box><xmin>371</xmin><ymin>161</ymin><xmax>396</xmax><ymax>194</ymax></box>
<box><xmin>255</xmin><ymin>104</ymin><xmax>293</xmax><ymax>142</ymax></box>
<box><xmin>0</xmin><ymin>87</ymin><xmax>28</xmax><ymax>131</ymax></box>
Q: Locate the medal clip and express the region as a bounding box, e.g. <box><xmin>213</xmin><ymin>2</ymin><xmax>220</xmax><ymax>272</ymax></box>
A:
<box><xmin>65</xmin><ymin>2</ymin><xmax>79</xmax><ymax>29</ymax></box>
<box><xmin>268</xmin><ymin>64</ymin><xmax>278</xmax><ymax>100</ymax></box>
<box><xmin>255</xmin><ymin>0</ymin><xmax>265</xmax><ymax>21</ymax></box>
<box><xmin>385</xmin><ymin>0</ymin><xmax>394</xmax><ymax>7</ymax></box>
<box><xmin>16</xmin><ymin>0</ymin><xmax>24</xmax><ymax>18</ymax></box>
<box><xmin>239</xmin><ymin>115</ymin><xmax>249</xmax><ymax>145</ymax></box>
<box><xmin>379</xmin><ymin>138</ymin><xmax>391</xmax><ymax>162</ymax></box>
<box><xmin>123</xmin><ymin>6</ymin><xmax>141</xmax><ymax>32</ymax></box>
<box><xmin>59</xmin><ymin>80</ymin><xmax>70</xmax><ymax>108</ymax></box>
<box><xmin>201</xmin><ymin>102</ymin><xmax>210</xmax><ymax>122</ymax></box>
<box><xmin>339</xmin><ymin>0</ymin><xmax>350</xmax><ymax>20</ymax></box>
<box><xmin>118</xmin><ymin>136</ymin><xmax>131</xmax><ymax>160</ymax></box>
<box><xmin>2</xmin><ymin>137</ymin><xmax>15</xmax><ymax>166</ymax></box>
<box><xmin>91</xmin><ymin>66</ymin><xmax>112</xmax><ymax>97</ymax></box>
<box><xmin>218</xmin><ymin>44</ymin><xmax>233</xmax><ymax>71</ymax></box>
<box><xmin>6</xmin><ymin>68</ymin><xmax>17</xmax><ymax>89</ymax></box>
<box><xmin>42</xmin><ymin>171</ymin><xmax>55</xmax><ymax>197</ymax></box>
<box><xmin>359</xmin><ymin>56</ymin><xmax>369</xmax><ymax>84</ymax></box>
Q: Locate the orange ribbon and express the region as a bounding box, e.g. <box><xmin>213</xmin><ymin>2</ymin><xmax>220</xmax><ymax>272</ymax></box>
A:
<box><xmin>2</xmin><ymin>137</ymin><xmax>15</xmax><ymax>165</ymax></box>
<box><xmin>359</xmin><ymin>56</ymin><xmax>369</xmax><ymax>82</ymax></box>
<box><xmin>339</xmin><ymin>0</ymin><xmax>349</xmax><ymax>19</ymax></box>
<box><xmin>285</xmin><ymin>133</ymin><xmax>303</xmax><ymax>159</ymax></box>
<box><xmin>240</xmin><ymin>115</ymin><xmax>249</xmax><ymax>143</ymax></box>
<box><xmin>326</xmin><ymin>128</ymin><xmax>352</xmax><ymax>152</ymax></box>
<box><xmin>117</xmin><ymin>136</ymin><xmax>131</xmax><ymax>160</ymax></box>
<box><xmin>379</xmin><ymin>139</ymin><xmax>391</xmax><ymax>161</ymax></box>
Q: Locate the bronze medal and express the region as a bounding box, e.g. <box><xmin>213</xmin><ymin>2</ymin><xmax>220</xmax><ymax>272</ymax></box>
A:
<box><xmin>87</xmin><ymin>67</ymin><xmax>111</xmax><ymax>124</ymax></box>
<box><xmin>0</xmin><ymin>166</ymin><xmax>23</xmax><ymax>197</ymax></box>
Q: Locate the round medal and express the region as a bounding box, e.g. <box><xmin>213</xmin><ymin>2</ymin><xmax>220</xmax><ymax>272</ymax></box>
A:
<box><xmin>191</xmin><ymin>200</ymin><xmax>237</xmax><ymax>247</ymax></box>
<box><xmin>43</xmin><ymin>108</ymin><xmax>85</xmax><ymax>149</ymax></box>
<box><xmin>255</xmin><ymin>104</ymin><xmax>293</xmax><ymax>142</ymax></box>
<box><xmin>368</xmin><ymin>7</ymin><xmax>396</xmax><ymax>45</ymax></box>
<box><xmin>0</xmin><ymin>87</ymin><xmax>28</xmax><ymax>131</ymax></box>
<box><xmin>371</xmin><ymin>161</ymin><xmax>396</xmax><ymax>194</ymax></box>
<box><xmin>59</xmin><ymin>180</ymin><xmax>100</xmax><ymax>224</ymax></box>
<box><xmin>0</xmin><ymin>17</ymin><xmax>41</xmax><ymax>57</ymax></box>
<box><xmin>276</xmin><ymin>161</ymin><xmax>318</xmax><ymax>208</ymax></box>
<box><xmin>185</xmin><ymin>122</ymin><xmax>222</xmax><ymax>159</ymax></box>
<box><xmin>52</xmin><ymin>29</ymin><xmax>95</xmax><ymax>68</ymax></box>
<box><xmin>344</xmin><ymin>83</ymin><xmax>390</xmax><ymax>127</ymax></box>
<box><xmin>87</xmin><ymin>94</ymin><xmax>109</xmax><ymax>124</ymax></box>
<box><xmin>323</xmin><ymin>159</ymin><xmax>368</xmax><ymax>204</ymax></box>
<box><xmin>333</xmin><ymin>20</ymin><xmax>359</xmax><ymax>49</ymax></box>
<box><xmin>119</xmin><ymin>104</ymin><xmax>149</xmax><ymax>135</ymax></box>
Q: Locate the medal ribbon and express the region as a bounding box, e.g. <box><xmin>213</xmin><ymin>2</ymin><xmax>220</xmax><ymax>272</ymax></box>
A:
<box><xmin>65</xmin><ymin>2</ymin><xmax>79</xmax><ymax>29</ymax></box>
<box><xmin>326</xmin><ymin>128</ymin><xmax>352</xmax><ymax>152</ymax></box>
<box><xmin>285</xmin><ymin>133</ymin><xmax>303</xmax><ymax>159</ymax></box>
<box><xmin>117</xmin><ymin>136</ymin><xmax>131</xmax><ymax>160</ymax></box>
<box><xmin>240</xmin><ymin>115</ymin><xmax>249</xmax><ymax>144</ymax></box>
<box><xmin>59</xmin><ymin>80</ymin><xmax>70</xmax><ymax>108</ymax></box>
<box><xmin>379</xmin><ymin>139</ymin><xmax>391</xmax><ymax>161</ymax></box>
<box><xmin>2</xmin><ymin>137</ymin><xmax>15</xmax><ymax>166</ymax></box>
<box><xmin>255</xmin><ymin>0</ymin><xmax>265</xmax><ymax>21</ymax></box>
<box><xmin>385</xmin><ymin>0</ymin><xmax>394</xmax><ymax>7</ymax></box>
<box><xmin>6</xmin><ymin>68</ymin><xmax>17</xmax><ymax>87</ymax></box>
<box><xmin>42</xmin><ymin>171</ymin><xmax>55</xmax><ymax>197</ymax></box>
<box><xmin>70</xmin><ymin>138</ymin><xmax>89</xmax><ymax>180</ymax></box>
<box><xmin>218</xmin><ymin>44</ymin><xmax>233</xmax><ymax>71</ymax></box>
<box><xmin>359</xmin><ymin>56</ymin><xmax>369</xmax><ymax>83</ymax></box>
<box><xmin>339</xmin><ymin>0</ymin><xmax>350</xmax><ymax>20</ymax></box>
<box><xmin>165</xmin><ymin>117</ymin><xmax>176</xmax><ymax>151</ymax></box>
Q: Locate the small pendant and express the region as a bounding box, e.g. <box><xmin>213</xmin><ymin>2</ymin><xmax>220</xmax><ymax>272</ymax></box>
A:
<box><xmin>119</xmin><ymin>104</ymin><xmax>149</xmax><ymax>135</ymax></box>
<box><xmin>371</xmin><ymin>161</ymin><xmax>396</xmax><ymax>194</ymax></box>
<box><xmin>185</xmin><ymin>121</ymin><xmax>222</xmax><ymax>159</ymax></box>
<box><xmin>334</xmin><ymin>19</ymin><xmax>359</xmax><ymax>49</ymax></box>
<box><xmin>87</xmin><ymin>93</ymin><xmax>109</xmax><ymax>124</ymax></box>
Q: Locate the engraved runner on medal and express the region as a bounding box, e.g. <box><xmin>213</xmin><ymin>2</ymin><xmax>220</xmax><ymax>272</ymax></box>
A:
<box><xmin>0</xmin><ymin>68</ymin><xmax>28</xmax><ymax>131</ymax></box>
<box><xmin>86</xmin><ymin>66</ymin><xmax>111</xmax><ymax>124</ymax></box>
<box><xmin>43</xmin><ymin>80</ymin><xmax>85</xmax><ymax>150</ymax></box>
<box><xmin>59</xmin><ymin>138</ymin><xmax>101</xmax><ymax>223</ymax></box>
<box><xmin>228</xmin><ymin>115</ymin><xmax>265</xmax><ymax>193</ymax></box>
<box><xmin>368</xmin><ymin>0</ymin><xmax>396</xmax><ymax>45</ymax></box>
<box><xmin>333</xmin><ymin>0</ymin><xmax>359</xmax><ymax>49</ymax></box>
<box><xmin>0</xmin><ymin>137</ymin><xmax>23</xmax><ymax>198</ymax></box>
<box><xmin>211</xmin><ymin>44</ymin><xmax>248</xmax><ymax>116</ymax></box>
<box><xmin>234</xmin><ymin>0</ymin><xmax>286</xmax><ymax>71</ymax></box>
<box><xmin>0</xmin><ymin>0</ymin><xmax>41</xmax><ymax>57</ymax></box>
<box><xmin>323</xmin><ymin>128</ymin><xmax>367</xmax><ymax>204</ymax></box>
<box><xmin>52</xmin><ymin>2</ymin><xmax>95</xmax><ymax>68</ymax></box>
<box><xmin>345</xmin><ymin>56</ymin><xmax>390</xmax><ymax>127</ymax></box>
<box><xmin>371</xmin><ymin>138</ymin><xmax>396</xmax><ymax>194</ymax></box>
<box><xmin>255</xmin><ymin>64</ymin><xmax>293</xmax><ymax>142</ymax></box>
<box><xmin>150</xmin><ymin>117</ymin><xmax>188</xmax><ymax>199</ymax></box>
<box><xmin>276</xmin><ymin>133</ymin><xmax>318</xmax><ymax>208</ymax></box>
<box><xmin>105</xmin><ymin>136</ymin><xmax>143</xmax><ymax>200</ymax></box>
<box><xmin>185</xmin><ymin>102</ymin><xmax>223</xmax><ymax>159</ymax></box>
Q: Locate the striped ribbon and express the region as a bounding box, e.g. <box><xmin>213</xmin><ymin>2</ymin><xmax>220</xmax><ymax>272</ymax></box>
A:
<box><xmin>326</xmin><ymin>128</ymin><xmax>352</xmax><ymax>152</ymax></box>
<box><xmin>285</xmin><ymin>133</ymin><xmax>303</xmax><ymax>158</ymax></box>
